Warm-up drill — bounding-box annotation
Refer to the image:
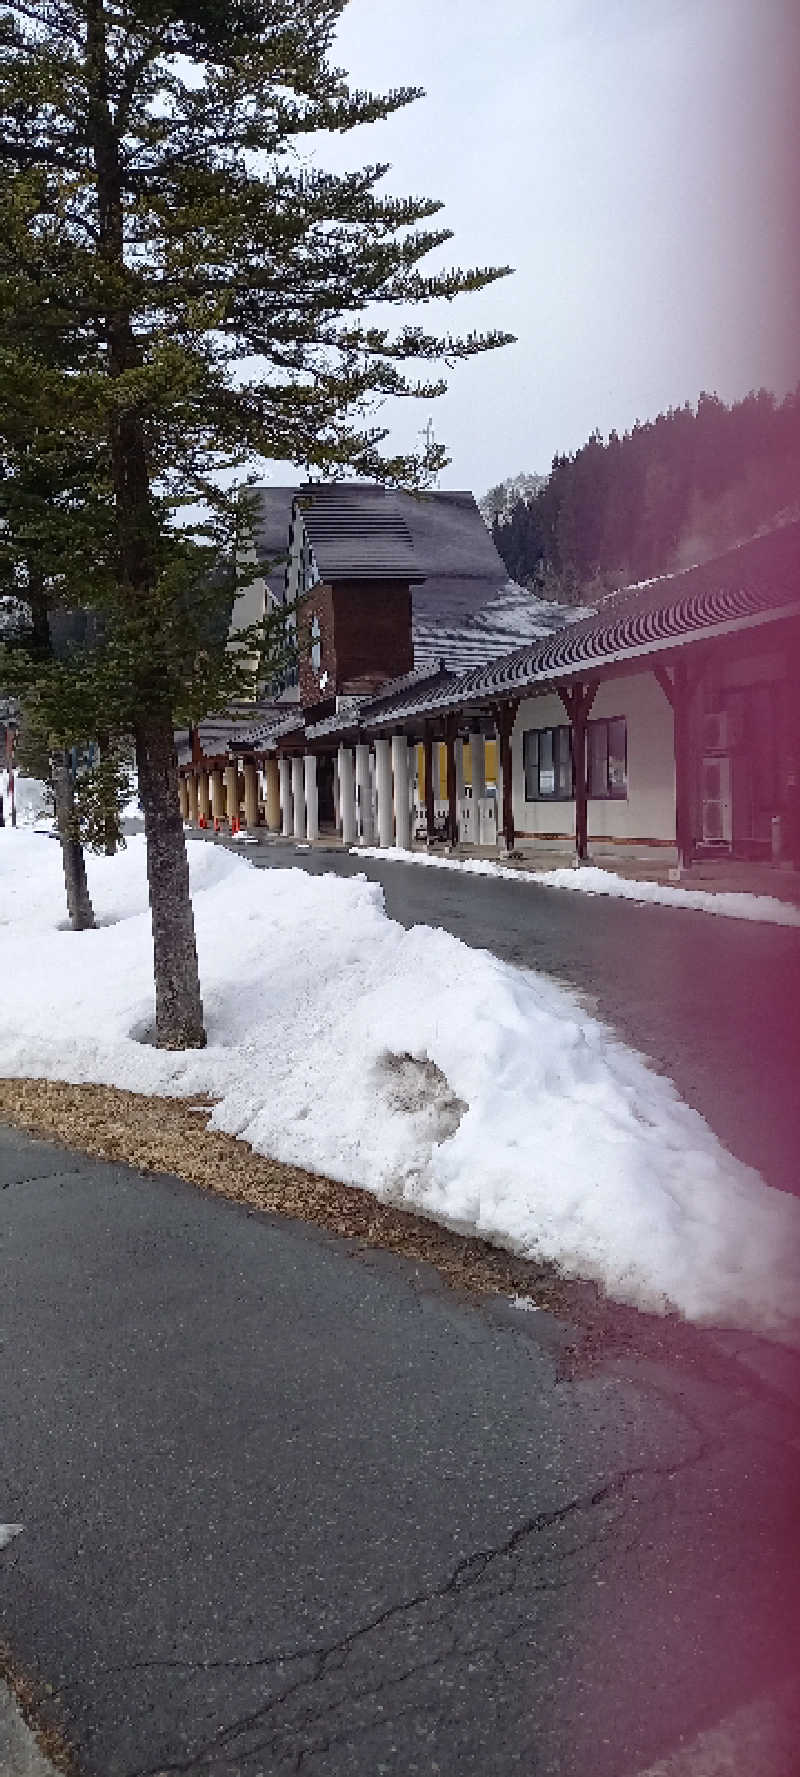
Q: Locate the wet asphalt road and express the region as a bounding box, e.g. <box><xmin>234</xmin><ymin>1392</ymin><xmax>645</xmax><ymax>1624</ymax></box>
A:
<box><xmin>2</xmin><ymin>1121</ymin><xmax>800</xmax><ymax>1777</ymax></box>
<box><xmin>235</xmin><ymin>839</ymin><xmax>800</xmax><ymax>1199</ymax></box>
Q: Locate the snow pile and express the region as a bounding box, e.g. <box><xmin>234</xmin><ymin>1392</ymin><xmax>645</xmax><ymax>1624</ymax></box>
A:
<box><xmin>0</xmin><ymin>772</ymin><xmax>52</xmax><ymax>827</ymax></box>
<box><xmin>1</xmin><ymin>828</ymin><xmax>799</xmax><ymax>1344</ymax></box>
<box><xmin>353</xmin><ymin>846</ymin><xmax>800</xmax><ymax>928</ymax></box>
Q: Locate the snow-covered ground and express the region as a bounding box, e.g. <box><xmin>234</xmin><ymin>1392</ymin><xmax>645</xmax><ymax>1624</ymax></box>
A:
<box><xmin>1</xmin><ymin>828</ymin><xmax>799</xmax><ymax>1345</ymax></box>
<box><xmin>0</xmin><ymin>772</ymin><xmax>52</xmax><ymax>827</ymax></box>
<box><xmin>353</xmin><ymin>846</ymin><xmax>800</xmax><ymax>928</ymax></box>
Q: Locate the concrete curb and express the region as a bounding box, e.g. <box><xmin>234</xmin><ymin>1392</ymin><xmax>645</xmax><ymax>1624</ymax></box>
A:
<box><xmin>0</xmin><ymin>1682</ymin><xmax>59</xmax><ymax>1777</ymax></box>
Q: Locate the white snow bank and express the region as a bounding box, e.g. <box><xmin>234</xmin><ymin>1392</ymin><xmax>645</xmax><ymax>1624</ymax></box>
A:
<box><xmin>1</xmin><ymin>828</ymin><xmax>799</xmax><ymax>1344</ymax></box>
<box><xmin>0</xmin><ymin>772</ymin><xmax>51</xmax><ymax>827</ymax></box>
<box><xmin>352</xmin><ymin>846</ymin><xmax>800</xmax><ymax>928</ymax></box>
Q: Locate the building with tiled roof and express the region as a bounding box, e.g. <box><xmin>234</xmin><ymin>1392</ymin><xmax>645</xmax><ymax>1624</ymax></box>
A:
<box><xmin>179</xmin><ymin>505</ymin><xmax>800</xmax><ymax>874</ymax></box>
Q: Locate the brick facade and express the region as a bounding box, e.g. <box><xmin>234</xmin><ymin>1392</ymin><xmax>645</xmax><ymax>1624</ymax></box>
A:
<box><xmin>298</xmin><ymin>581</ymin><xmax>413</xmax><ymax>709</ymax></box>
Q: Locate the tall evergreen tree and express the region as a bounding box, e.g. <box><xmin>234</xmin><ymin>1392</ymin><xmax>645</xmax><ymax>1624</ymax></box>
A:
<box><xmin>0</xmin><ymin>0</ymin><xmax>513</xmax><ymax>1046</ymax></box>
<box><xmin>493</xmin><ymin>385</ymin><xmax>800</xmax><ymax>599</ymax></box>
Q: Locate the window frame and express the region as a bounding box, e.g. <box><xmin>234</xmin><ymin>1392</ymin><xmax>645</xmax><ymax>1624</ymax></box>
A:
<box><xmin>523</xmin><ymin>725</ymin><xmax>574</xmax><ymax>802</ymax></box>
<box><xmin>523</xmin><ymin>717</ymin><xmax>628</xmax><ymax>802</ymax></box>
<box><xmin>587</xmin><ymin>715</ymin><xmax>628</xmax><ymax>801</ymax></box>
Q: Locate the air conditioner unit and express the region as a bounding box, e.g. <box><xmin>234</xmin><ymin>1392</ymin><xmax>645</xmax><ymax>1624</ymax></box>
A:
<box><xmin>701</xmin><ymin>755</ymin><xmax>732</xmax><ymax>845</ymax></box>
<box><xmin>702</xmin><ymin>710</ymin><xmax>742</xmax><ymax>754</ymax></box>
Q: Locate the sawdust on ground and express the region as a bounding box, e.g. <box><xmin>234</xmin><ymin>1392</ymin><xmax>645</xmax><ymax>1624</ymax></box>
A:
<box><xmin>0</xmin><ymin>1075</ymin><xmax>720</xmax><ymax>1371</ymax></box>
<box><xmin>0</xmin><ymin>1075</ymin><xmax>574</xmax><ymax>1304</ymax></box>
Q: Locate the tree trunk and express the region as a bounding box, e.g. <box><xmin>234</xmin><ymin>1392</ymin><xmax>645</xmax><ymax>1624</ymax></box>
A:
<box><xmin>86</xmin><ymin>1</ymin><xmax>203</xmax><ymax>1048</ymax></box>
<box><xmin>135</xmin><ymin>710</ymin><xmax>206</xmax><ymax>1050</ymax></box>
<box><xmin>52</xmin><ymin>754</ymin><xmax>95</xmax><ymax>931</ymax></box>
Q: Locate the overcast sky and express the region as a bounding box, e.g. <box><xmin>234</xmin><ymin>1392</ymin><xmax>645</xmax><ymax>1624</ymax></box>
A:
<box><xmin>285</xmin><ymin>0</ymin><xmax>799</xmax><ymax>496</ymax></box>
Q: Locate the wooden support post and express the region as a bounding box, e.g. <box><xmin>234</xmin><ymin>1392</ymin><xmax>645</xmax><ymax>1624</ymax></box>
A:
<box><xmin>423</xmin><ymin>728</ymin><xmax>436</xmax><ymax>841</ymax></box>
<box><xmin>445</xmin><ymin>720</ymin><xmax>458</xmax><ymax>846</ymax></box>
<box><xmin>784</xmin><ymin>640</ymin><xmax>800</xmax><ymax>868</ymax></box>
<box><xmin>653</xmin><ymin>660</ymin><xmax>699</xmax><ymax>871</ymax></box>
<box><xmin>673</xmin><ymin>660</ymin><xmax>696</xmax><ymax>871</ymax></box>
<box><xmin>559</xmin><ymin>681</ymin><xmax>598</xmax><ymax>864</ymax></box>
<box><xmin>223</xmin><ymin>762</ymin><xmax>239</xmax><ymax>828</ymax></box>
<box><xmin>197</xmin><ymin>770</ymin><xmax>210</xmax><ymax>825</ymax></box>
<box><xmin>186</xmin><ymin>771</ymin><xmax>198</xmax><ymax>826</ymax></box>
<box><xmin>494</xmin><ymin>702</ymin><xmax>518</xmax><ymax>853</ymax></box>
<box><xmin>210</xmin><ymin>765</ymin><xmax>225</xmax><ymax>824</ymax></box>
<box><xmin>178</xmin><ymin>775</ymin><xmax>189</xmax><ymax>823</ymax></box>
<box><xmin>243</xmin><ymin>759</ymin><xmax>259</xmax><ymax>831</ymax></box>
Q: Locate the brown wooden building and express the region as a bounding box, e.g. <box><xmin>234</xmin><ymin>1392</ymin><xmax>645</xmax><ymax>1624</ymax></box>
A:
<box><xmin>179</xmin><ymin>497</ymin><xmax>800</xmax><ymax>877</ymax></box>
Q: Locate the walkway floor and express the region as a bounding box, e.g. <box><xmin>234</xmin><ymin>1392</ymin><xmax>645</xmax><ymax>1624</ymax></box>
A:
<box><xmin>215</xmin><ymin>821</ymin><xmax>800</xmax><ymax>904</ymax></box>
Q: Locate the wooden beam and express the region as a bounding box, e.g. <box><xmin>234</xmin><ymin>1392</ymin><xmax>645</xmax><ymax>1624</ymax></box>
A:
<box><xmin>785</xmin><ymin>636</ymin><xmax>800</xmax><ymax>867</ymax></box>
<box><xmin>573</xmin><ymin>705</ymin><xmax>588</xmax><ymax>863</ymax></box>
<box><xmin>558</xmin><ymin>680</ymin><xmax>598</xmax><ymax>863</ymax></box>
<box><xmin>653</xmin><ymin>665</ymin><xmax>675</xmax><ymax>708</ymax></box>
<box><xmin>494</xmin><ymin>700</ymin><xmax>518</xmax><ymax>852</ymax></box>
<box><xmin>423</xmin><ymin>727</ymin><xmax>435</xmax><ymax>841</ymax></box>
<box><xmin>672</xmin><ymin>658</ymin><xmax>695</xmax><ymax>869</ymax></box>
<box><xmin>445</xmin><ymin>718</ymin><xmax>458</xmax><ymax>846</ymax></box>
<box><xmin>558</xmin><ymin>687</ymin><xmax>577</xmax><ymax>724</ymax></box>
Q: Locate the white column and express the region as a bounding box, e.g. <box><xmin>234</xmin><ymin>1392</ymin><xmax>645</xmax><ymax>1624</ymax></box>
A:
<box><xmin>279</xmin><ymin>756</ymin><xmax>293</xmax><ymax>837</ymax></box>
<box><xmin>339</xmin><ymin>744</ymin><xmax>357</xmax><ymax>846</ymax></box>
<box><xmin>243</xmin><ymin>760</ymin><xmax>259</xmax><ymax>831</ymax></box>
<box><xmin>224</xmin><ymin>763</ymin><xmax>239</xmax><ymax>827</ymax></box>
<box><xmin>375</xmin><ymin>737</ymin><xmax>394</xmax><ymax>848</ymax></box>
<box><xmin>332</xmin><ymin>751</ymin><xmax>340</xmax><ymax>832</ymax></box>
<box><xmin>355</xmin><ymin>743</ymin><xmax>374</xmax><ymax>844</ymax></box>
<box><xmin>264</xmin><ymin>757</ymin><xmax>281</xmax><ymax>831</ymax></box>
<box><xmin>470</xmin><ymin>733</ymin><xmax>486</xmax><ymax>803</ymax></box>
<box><xmin>197</xmin><ymin>770</ymin><xmax>210</xmax><ymax>824</ymax></box>
<box><xmin>304</xmin><ymin>753</ymin><xmax>319</xmax><ymax>842</ymax></box>
<box><xmin>435</xmin><ymin>741</ymin><xmax>445</xmax><ymax>810</ymax></box>
<box><xmin>391</xmin><ymin>734</ymin><xmax>411</xmax><ymax>851</ymax></box>
<box><xmin>291</xmin><ymin>756</ymin><xmax>306</xmax><ymax>840</ymax></box>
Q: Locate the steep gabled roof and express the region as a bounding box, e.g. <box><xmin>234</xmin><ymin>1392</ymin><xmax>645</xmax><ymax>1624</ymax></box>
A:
<box><xmin>296</xmin><ymin>485</ymin><xmax>421</xmax><ymax>582</ymax></box>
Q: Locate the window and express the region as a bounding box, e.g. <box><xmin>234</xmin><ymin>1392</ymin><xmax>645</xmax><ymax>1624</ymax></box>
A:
<box><xmin>523</xmin><ymin>726</ymin><xmax>573</xmax><ymax>800</ymax></box>
<box><xmin>310</xmin><ymin>613</ymin><xmax>322</xmax><ymax>672</ymax></box>
<box><xmin>587</xmin><ymin>717</ymin><xmax>627</xmax><ymax>799</ymax></box>
<box><xmin>524</xmin><ymin>718</ymin><xmax>628</xmax><ymax>801</ymax></box>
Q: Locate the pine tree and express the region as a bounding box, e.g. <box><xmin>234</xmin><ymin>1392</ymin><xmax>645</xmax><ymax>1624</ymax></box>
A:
<box><xmin>0</xmin><ymin>0</ymin><xmax>513</xmax><ymax>1047</ymax></box>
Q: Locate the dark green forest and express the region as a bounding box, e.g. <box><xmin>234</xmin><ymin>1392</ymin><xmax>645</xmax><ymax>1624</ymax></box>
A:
<box><xmin>493</xmin><ymin>386</ymin><xmax>800</xmax><ymax>602</ymax></box>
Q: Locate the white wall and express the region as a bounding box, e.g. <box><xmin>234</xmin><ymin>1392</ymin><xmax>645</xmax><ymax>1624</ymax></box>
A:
<box><xmin>228</xmin><ymin>573</ymin><xmax>266</xmax><ymax>639</ymax></box>
<box><xmin>512</xmin><ymin>670</ymin><xmax>676</xmax><ymax>843</ymax></box>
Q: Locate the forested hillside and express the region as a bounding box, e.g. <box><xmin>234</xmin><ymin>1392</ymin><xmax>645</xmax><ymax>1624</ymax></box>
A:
<box><xmin>492</xmin><ymin>386</ymin><xmax>800</xmax><ymax>602</ymax></box>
